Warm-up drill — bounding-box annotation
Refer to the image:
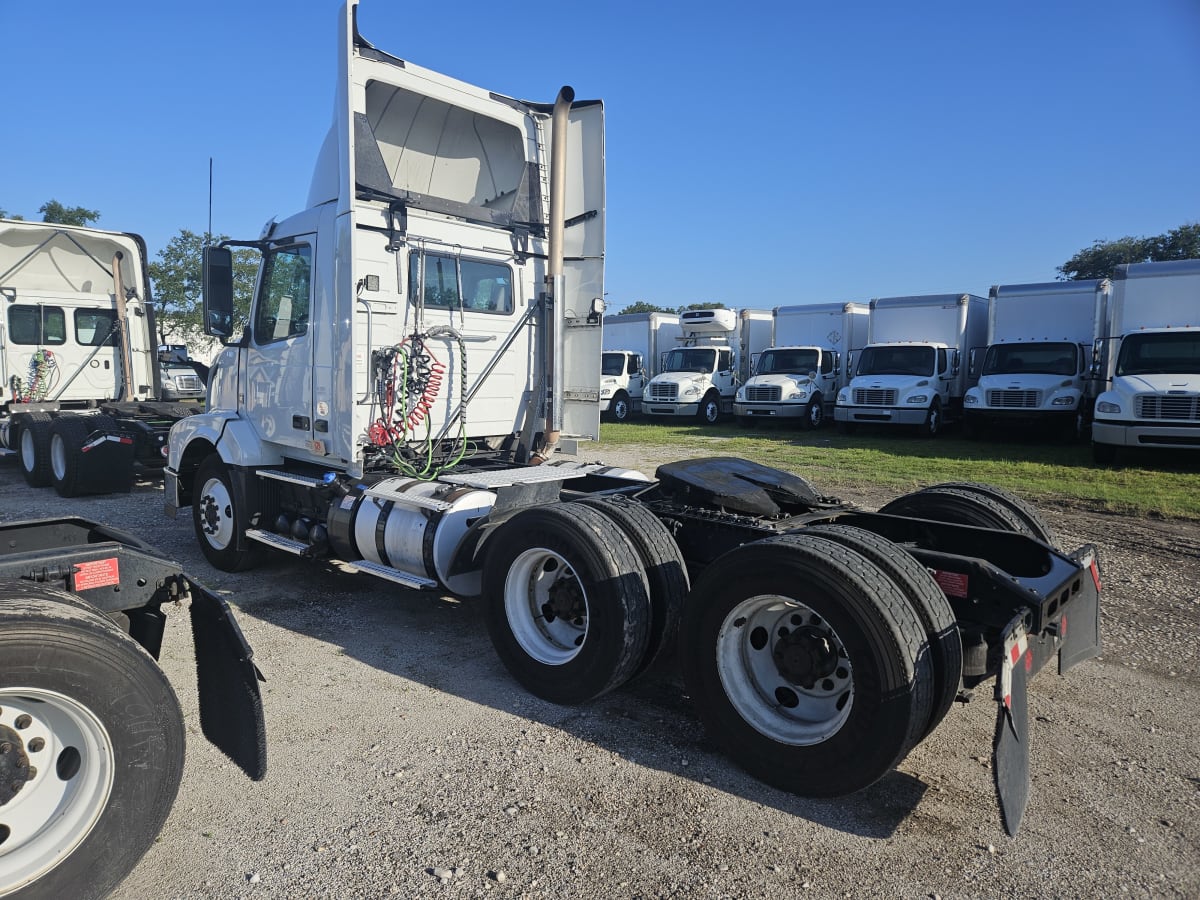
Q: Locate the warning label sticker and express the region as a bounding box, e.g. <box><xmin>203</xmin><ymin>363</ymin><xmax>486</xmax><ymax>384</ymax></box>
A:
<box><xmin>73</xmin><ymin>558</ymin><xmax>120</xmax><ymax>591</ymax></box>
<box><xmin>932</xmin><ymin>569</ymin><xmax>969</xmax><ymax>598</ymax></box>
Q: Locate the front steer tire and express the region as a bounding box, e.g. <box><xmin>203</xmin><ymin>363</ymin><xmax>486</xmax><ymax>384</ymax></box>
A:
<box><xmin>483</xmin><ymin>503</ymin><xmax>652</xmax><ymax>705</ymax></box>
<box><xmin>193</xmin><ymin>455</ymin><xmax>264</xmax><ymax>572</ymax></box>
<box><xmin>0</xmin><ymin>584</ymin><xmax>185</xmax><ymax>900</ymax></box>
<box><xmin>679</xmin><ymin>533</ymin><xmax>933</xmax><ymax>797</ymax></box>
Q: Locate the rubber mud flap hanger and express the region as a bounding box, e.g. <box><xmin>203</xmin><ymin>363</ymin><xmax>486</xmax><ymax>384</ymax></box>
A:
<box><xmin>993</xmin><ymin>615</ymin><xmax>1030</xmax><ymax>836</ymax></box>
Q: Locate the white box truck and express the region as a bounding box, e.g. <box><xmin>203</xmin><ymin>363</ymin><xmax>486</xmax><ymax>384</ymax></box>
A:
<box><xmin>735</xmin><ymin>301</ymin><xmax>868</xmax><ymax>429</ymax></box>
<box><xmin>835</xmin><ymin>293</ymin><xmax>988</xmax><ymax>436</ymax></box>
<box><xmin>600</xmin><ymin>311</ymin><xmax>681</xmax><ymax>421</ymax></box>
<box><xmin>642</xmin><ymin>307</ymin><xmax>772</xmax><ymax>424</ymax></box>
<box><xmin>159</xmin><ymin>0</ymin><xmax>1102</xmax><ymax>841</ymax></box>
<box><xmin>963</xmin><ymin>280</ymin><xmax>1110</xmax><ymax>440</ymax></box>
<box><xmin>1091</xmin><ymin>259</ymin><xmax>1200</xmax><ymax>464</ymax></box>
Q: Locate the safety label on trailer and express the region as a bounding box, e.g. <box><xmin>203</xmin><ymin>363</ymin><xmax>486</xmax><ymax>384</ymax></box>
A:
<box><xmin>72</xmin><ymin>557</ymin><xmax>120</xmax><ymax>591</ymax></box>
<box><xmin>932</xmin><ymin>569</ymin><xmax>969</xmax><ymax>598</ymax></box>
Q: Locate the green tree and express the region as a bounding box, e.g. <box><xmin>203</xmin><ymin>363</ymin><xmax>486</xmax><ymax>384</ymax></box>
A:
<box><xmin>0</xmin><ymin>208</ymin><xmax>24</xmax><ymax>220</ymax></box>
<box><xmin>1058</xmin><ymin>222</ymin><xmax>1200</xmax><ymax>280</ymax></box>
<box><xmin>678</xmin><ymin>301</ymin><xmax>727</xmax><ymax>312</ymax></box>
<box><xmin>148</xmin><ymin>229</ymin><xmax>258</xmax><ymax>344</ymax></box>
<box><xmin>618</xmin><ymin>300</ymin><xmax>674</xmax><ymax>314</ymax></box>
<box><xmin>39</xmin><ymin>200</ymin><xmax>100</xmax><ymax>227</ymax></box>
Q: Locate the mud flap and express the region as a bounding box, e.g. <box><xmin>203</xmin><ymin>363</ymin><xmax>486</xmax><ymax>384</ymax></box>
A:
<box><xmin>189</xmin><ymin>583</ymin><xmax>267</xmax><ymax>780</ymax></box>
<box><xmin>77</xmin><ymin>433</ymin><xmax>137</xmax><ymax>493</ymax></box>
<box><xmin>1061</xmin><ymin>545</ymin><xmax>1102</xmax><ymax>673</ymax></box>
<box><xmin>993</xmin><ymin>618</ymin><xmax>1030</xmax><ymax>836</ymax></box>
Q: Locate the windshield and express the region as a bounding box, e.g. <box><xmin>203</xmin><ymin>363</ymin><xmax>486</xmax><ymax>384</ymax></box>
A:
<box><xmin>1116</xmin><ymin>332</ymin><xmax>1200</xmax><ymax>376</ymax></box>
<box><xmin>663</xmin><ymin>348</ymin><xmax>717</xmax><ymax>374</ymax></box>
<box><xmin>983</xmin><ymin>342</ymin><xmax>1077</xmax><ymax>377</ymax></box>
<box><xmin>856</xmin><ymin>345</ymin><xmax>935</xmax><ymax>377</ymax></box>
<box><xmin>602</xmin><ymin>353</ymin><xmax>625</xmax><ymax>376</ymax></box>
<box><xmin>757</xmin><ymin>349</ymin><xmax>819</xmax><ymax>375</ymax></box>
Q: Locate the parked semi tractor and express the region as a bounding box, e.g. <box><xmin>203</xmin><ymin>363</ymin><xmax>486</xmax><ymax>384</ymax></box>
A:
<box><xmin>835</xmin><ymin>293</ymin><xmax>988</xmax><ymax>436</ymax></box>
<box><xmin>963</xmin><ymin>280</ymin><xmax>1110</xmax><ymax>440</ymax></box>
<box><xmin>1092</xmin><ymin>259</ymin><xmax>1200</xmax><ymax>464</ymax></box>
<box><xmin>735</xmin><ymin>302</ymin><xmax>868</xmax><ymax>429</ymax></box>
<box><xmin>0</xmin><ymin>219</ymin><xmax>197</xmax><ymax>496</ymax></box>
<box><xmin>642</xmin><ymin>308</ymin><xmax>772</xmax><ymax>424</ymax></box>
<box><xmin>167</xmin><ymin>0</ymin><xmax>1101</xmax><ymax>835</ymax></box>
<box><xmin>600</xmin><ymin>311</ymin><xmax>682</xmax><ymax>421</ymax></box>
<box><xmin>0</xmin><ymin>517</ymin><xmax>265</xmax><ymax>899</ymax></box>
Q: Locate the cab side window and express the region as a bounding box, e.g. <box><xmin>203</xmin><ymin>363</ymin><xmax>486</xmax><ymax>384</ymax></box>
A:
<box><xmin>75</xmin><ymin>310</ymin><xmax>118</xmax><ymax>346</ymax></box>
<box><xmin>254</xmin><ymin>245</ymin><xmax>312</xmax><ymax>344</ymax></box>
<box><xmin>8</xmin><ymin>305</ymin><xmax>66</xmax><ymax>345</ymax></box>
<box><xmin>718</xmin><ymin>349</ymin><xmax>732</xmax><ymax>372</ymax></box>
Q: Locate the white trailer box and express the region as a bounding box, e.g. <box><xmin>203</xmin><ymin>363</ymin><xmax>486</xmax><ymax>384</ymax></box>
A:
<box><xmin>963</xmin><ymin>280</ymin><xmax>1110</xmax><ymax>439</ymax></box>
<box><xmin>643</xmin><ymin>308</ymin><xmax>772</xmax><ymax>425</ymax></box>
<box><xmin>834</xmin><ymin>293</ymin><xmax>987</xmax><ymax>435</ymax></box>
<box><xmin>734</xmin><ymin>302</ymin><xmax>868</xmax><ymax>428</ymax></box>
<box><xmin>1092</xmin><ymin>259</ymin><xmax>1200</xmax><ymax>463</ymax></box>
<box><xmin>600</xmin><ymin>311</ymin><xmax>681</xmax><ymax>420</ymax></box>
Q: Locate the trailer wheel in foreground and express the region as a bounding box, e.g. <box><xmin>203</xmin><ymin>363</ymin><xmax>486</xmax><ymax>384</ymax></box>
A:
<box><xmin>193</xmin><ymin>455</ymin><xmax>264</xmax><ymax>572</ymax></box>
<box><xmin>0</xmin><ymin>586</ymin><xmax>185</xmax><ymax>900</ymax></box>
<box><xmin>879</xmin><ymin>485</ymin><xmax>1048</xmax><ymax>542</ymax></box>
<box><xmin>680</xmin><ymin>534</ymin><xmax>932</xmax><ymax>797</ymax></box>
<box><xmin>484</xmin><ymin>503</ymin><xmax>651</xmax><ymax>704</ymax></box>
<box><xmin>916</xmin><ymin>482</ymin><xmax>1057</xmax><ymax>546</ymax></box>
<box><xmin>802</xmin><ymin>524</ymin><xmax>961</xmax><ymax>741</ymax></box>
<box><xmin>16</xmin><ymin>413</ymin><xmax>53</xmax><ymax>488</ymax></box>
<box><xmin>576</xmin><ymin>495</ymin><xmax>689</xmax><ymax>674</ymax></box>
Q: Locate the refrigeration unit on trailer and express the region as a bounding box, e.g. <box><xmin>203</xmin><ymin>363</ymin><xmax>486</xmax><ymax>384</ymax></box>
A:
<box><xmin>1091</xmin><ymin>259</ymin><xmax>1200</xmax><ymax>463</ymax></box>
<box><xmin>963</xmin><ymin>280</ymin><xmax>1110</xmax><ymax>440</ymax></box>
<box><xmin>735</xmin><ymin>301</ymin><xmax>868</xmax><ymax>429</ymax></box>
<box><xmin>164</xmin><ymin>0</ymin><xmax>1103</xmax><ymax>837</ymax></box>
<box><xmin>642</xmin><ymin>307</ymin><xmax>772</xmax><ymax>424</ymax></box>
<box><xmin>835</xmin><ymin>293</ymin><xmax>988</xmax><ymax>436</ymax></box>
<box><xmin>600</xmin><ymin>311</ymin><xmax>682</xmax><ymax>421</ymax></box>
<box><xmin>0</xmin><ymin>219</ymin><xmax>196</xmax><ymax>497</ymax></box>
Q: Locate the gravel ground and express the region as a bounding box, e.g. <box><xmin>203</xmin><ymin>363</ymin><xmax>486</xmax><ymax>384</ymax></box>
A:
<box><xmin>2</xmin><ymin>445</ymin><xmax>1198</xmax><ymax>900</ymax></box>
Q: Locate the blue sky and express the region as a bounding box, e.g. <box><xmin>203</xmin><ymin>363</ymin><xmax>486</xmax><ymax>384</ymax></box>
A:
<box><xmin>3</xmin><ymin>1</ymin><xmax>1197</xmax><ymax>312</ymax></box>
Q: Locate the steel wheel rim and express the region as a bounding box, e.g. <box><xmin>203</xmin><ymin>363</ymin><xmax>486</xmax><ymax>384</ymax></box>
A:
<box><xmin>198</xmin><ymin>475</ymin><xmax>236</xmax><ymax>550</ymax></box>
<box><xmin>0</xmin><ymin>687</ymin><xmax>114</xmax><ymax>892</ymax></box>
<box><xmin>808</xmin><ymin>402</ymin><xmax>822</xmax><ymax>428</ymax></box>
<box><xmin>50</xmin><ymin>434</ymin><xmax>68</xmax><ymax>481</ymax></box>
<box><xmin>504</xmin><ymin>547</ymin><xmax>588</xmax><ymax>665</ymax></box>
<box><xmin>704</xmin><ymin>400</ymin><xmax>718</xmax><ymax>423</ymax></box>
<box><xmin>716</xmin><ymin>594</ymin><xmax>854</xmax><ymax>744</ymax></box>
<box><xmin>614</xmin><ymin>398</ymin><xmax>628</xmax><ymax>420</ymax></box>
<box><xmin>19</xmin><ymin>429</ymin><xmax>36</xmax><ymax>473</ymax></box>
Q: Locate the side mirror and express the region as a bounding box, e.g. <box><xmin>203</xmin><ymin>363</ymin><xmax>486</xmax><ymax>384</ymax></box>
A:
<box><xmin>950</xmin><ymin>349</ymin><xmax>961</xmax><ymax>378</ymax></box>
<box><xmin>202</xmin><ymin>246</ymin><xmax>235</xmax><ymax>340</ymax></box>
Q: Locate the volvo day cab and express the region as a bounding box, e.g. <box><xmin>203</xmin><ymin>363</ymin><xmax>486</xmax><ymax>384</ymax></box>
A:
<box><xmin>835</xmin><ymin>293</ymin><xmax>988</xmax><ymax>436</ymax></box>
<box><xmin>642</xmin><ymin>308</ymin><xmax>772</xmax><ymax>424</ymax></box>
<box><xmin>165</xmin><ymin>1</ymin><xmax>1103</xmax><ymax>835</ymax></box>
<box><xmin>1092</xmin><ymin>259</ymin><xmax>1200</xmax><ymax>464</ymax></box>
<box><xmin>601</xmin><ymin>311</ymin><xmax>682</xmax><ymax>421</ymax></box>
<box><xmin>964</xmin><ymin>280</ymin><xmax>1110</xmax><ymax>441</ymax></box>
<box><xmin>0</xmin><ymin>517</ymin><xmax>265</xmax><ymax>899</ymax></box>
<box><xmin>735</xmin><ymin>302</ymin><xmax>868</xmax><ymax>429</ymax></box>
<box><xmin>0</xmin><ymin>219</ymin><xmax>196</xmax><ymax>496</ymax></box>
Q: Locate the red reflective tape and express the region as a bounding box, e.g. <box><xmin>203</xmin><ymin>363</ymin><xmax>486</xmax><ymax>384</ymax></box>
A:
<box><xmin>1024</xmin><ymin>648</ymin><xmax>1033</xmax><ymax>673</ymax></box>
<box><xmin>1089</xmin><ymin>558</ymin><xmax>1101</xmax><ymax>592</ymax></box>
<box><xmin>73</xmin><ymin>557</ymin><xmax>120</xmax><ymax>591</ymax></box>
<box><xmin>1010</xmin><ymin>643</ymin><xmax>1021</xmax><ymax>665</ymax></box>
<box><xmin>933</xmin><ymin>569</ymin><xmax>968</xmax><ymax>599</ymax></box>
<box><xmin>1061</xmin><ymin>614</ymin><xmax>1068</xmax><ymax>638</ymax></box>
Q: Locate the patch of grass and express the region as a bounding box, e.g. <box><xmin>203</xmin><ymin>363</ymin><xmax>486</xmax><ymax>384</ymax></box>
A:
<box><xmin>597</xmin><ymin>422</ymin><xmax>1200</xmax><ymax>519</ymax></box>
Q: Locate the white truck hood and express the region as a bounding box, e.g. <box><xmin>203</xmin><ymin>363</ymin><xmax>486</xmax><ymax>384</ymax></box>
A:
<box><xmin>1115</xmin><ymin>373</ymin><xmax>1200</xmax><ymax>394</ymax></box>
<box><xmin>652</xmin><ymin>372</ymin><xmax>711</xmax><ymax>387</ymax></box>
<box><xmin>745</xmin><ymin>373</ymin><xmax>812</xmax><ymax>389</ymax></box>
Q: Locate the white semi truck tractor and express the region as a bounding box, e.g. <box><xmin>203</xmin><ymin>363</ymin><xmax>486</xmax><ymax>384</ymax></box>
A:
<box><xmin>165</xmin><ymin>0</ymin><xmax>1103</xmax><ymax>836</ymax></box>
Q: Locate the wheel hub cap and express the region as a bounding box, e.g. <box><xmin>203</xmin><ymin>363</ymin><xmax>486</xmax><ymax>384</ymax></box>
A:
<box><xmin>773</xmin><ymin>626</ymin><xmax>839</xmax><ymax>688</ymax></box>
<box><xmin>0</xmin><ymin>723</ymin><xmax>33</xmax><ymax>805</ymax></box>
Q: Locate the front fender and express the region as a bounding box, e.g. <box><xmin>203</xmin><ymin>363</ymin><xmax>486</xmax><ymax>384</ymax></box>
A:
<box><xmin>170</xmin><ymin>414</ymin><xmax>285</xmax><ymax>470</ymax></box>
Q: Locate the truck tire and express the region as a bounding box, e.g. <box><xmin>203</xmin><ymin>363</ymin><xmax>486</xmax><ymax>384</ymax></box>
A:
<box><xmin>918</xmin><ymin>482</ymin><xmax>1057</xmax><ymax>546</ymax></box>
<box><xmin>802</xmin><ymin>396</ymin><xmax>824</xmax><ymax>430</ymax></box>
<box><xmin>193</xmin><ymin>455</ymin><xmax>264</xmax><ymax>572</ymax></box>
<box><xmin>679</xmin><ymin>533</ymin><xmax>933</xmax><ymax>797</ymax></box>
<box><xmin>920</xmin><ymin>398</ymin><xmax>942</xmax><ymax>438</ymax></box>
<box><xmin>483</xmin><ymin>503</ymin><xmax>651</xmax><ymax>704</ymax></box>
<box><xmin>878</xmin><ymin>486</ymin><xmax>1040</xmax><ymax>539</ymax></box>
<box><xmin>576</xmin><ymin>495</ymin><xmax>689</xmax><ymax>674</ymax></box>
<box><xmin>697</xmin><ymin>391</ymin><xmax>722</xmax><ymax>426</ymax></box>
<box><xmin>17</xmin><ymin>413</ymin><xmax>53</xmax><ymax>488</ymax></box>
<box><xmin>609</xmin><ymin>391</ymin><xmax>631</xmax><ymax>423</ymax></box>
<box><xmin>48</xmin><ymin>415</ymin><xmax>93</xmax><ymax>498</ymax></box>
<box><xmin>801</xmin><ymin>524</ymin><xmax>961</xmax><ymax>741</ymax></box>
<box><xmin>0</xmin><ymin>584</ymin><xmax>185</xmax><ymax>900</ymax></box>
<box><xmin>1092</xmin><ymin>441</ymin><xmax>1118</xmax><ymax>465</ymax></box>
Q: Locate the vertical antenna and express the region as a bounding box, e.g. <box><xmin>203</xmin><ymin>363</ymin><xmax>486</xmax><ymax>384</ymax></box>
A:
<box><xmin>207</xmin><ymin>157</ymin><xmax>214</xmax><ymax>241</ymax></box>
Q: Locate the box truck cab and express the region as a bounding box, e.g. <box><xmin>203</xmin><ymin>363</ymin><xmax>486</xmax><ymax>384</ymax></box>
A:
<box><xmin>1092</xmin><ymin>259</ymin><xmax>1200</xmax><ymax>464</ymax></box>
<box><xmin>735</xmin><ymin>301</ymin><xmax>868</xmax><ymax>429</ymax></box>
<box><xmin>600</xmin><ymin>311</ymin><xmax>681</xmax><ymax>421</ymax></box>
<box><xmin>963</xmin><ymin>280</ymin><xmax>1110</xmax><ymax>440</ymax></box>
<box><xmin>643</xmin><ymin>308</ymin><xmax>771</xmax><ymax>425</ymax></box>
<box><xmin>835</xmin><ymin>294</ymin><xmax>987</xmax><ymax>436</ymax></box>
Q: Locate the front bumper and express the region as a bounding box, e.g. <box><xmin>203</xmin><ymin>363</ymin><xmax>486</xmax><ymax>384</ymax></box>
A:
<box><xmin>1092</xmin><ymin>419</ymin><xmax>1200</xmax><ymax>449</ymax></box>
<box><xmin>834</xmin><ymin>405</ymin><xmax>928</xmax><ymax>425</ymax></box>
<box><xmin>644</xmin><ymin>401</ymin><xmax>700</xmax><ymax>417</ymax></box>
<box><xmin>734</xmin><ymin>402</ymin><xmax>807</xmax><ymax>419</ymax></box>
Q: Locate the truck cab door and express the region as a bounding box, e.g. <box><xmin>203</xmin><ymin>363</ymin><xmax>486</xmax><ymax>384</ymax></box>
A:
<box><xmin>245</xmin><ymin>239</ymin><xmax>316</xmax><ymax>453</ymax></box>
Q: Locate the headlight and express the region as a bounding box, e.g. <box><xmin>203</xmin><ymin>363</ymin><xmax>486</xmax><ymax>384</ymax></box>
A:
<box><xmin>836</xmin><ymin>391</ymin><xmax>849</xmax><ymax>404</ymax></box>
<box><xmin>1096</xmin><ymin>401</ymin><xmax>1121</xmax><ymax>414</ymax></box>
<box><xmin>964</xmin><ymin>394</ymin><xmax>978</xmax><ymax>405</ymax></box>
<box><xmin>907</xmin><ymin>395</ymin><xmax>928</xmax><ymax>404</ymax></box>
<box><xmin>736</xmin><ymin>389</ymin><xmax>746</xmax><ymax>401</ymax></box>
<box><xmin>787</xmin><ymin>388</ymin><xmax>807</xmax><ymax>400</ymax></box>
<box><xmin>1051</xmin><ymin>396</ymin><xmax>1076</xmax><ymax>407</ymax></box>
